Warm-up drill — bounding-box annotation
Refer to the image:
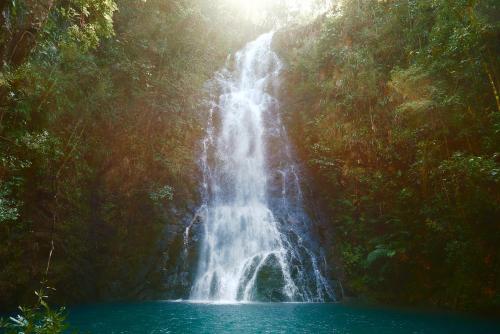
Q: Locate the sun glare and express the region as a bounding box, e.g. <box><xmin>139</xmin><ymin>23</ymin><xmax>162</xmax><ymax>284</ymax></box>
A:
<box><xmin>224</xmin><ymin>0</ymin><xmax>330</xmax><ymax>23</ymax></box>
<box><xmin>226</xmin><ymin>0</ymin><xmax>267</xmax><ymax>14</ymax></box>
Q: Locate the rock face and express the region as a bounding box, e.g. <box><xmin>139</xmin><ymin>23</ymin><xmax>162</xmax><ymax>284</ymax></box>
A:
<box><xmin>155</xmin><ymin>206</ymin><xmax>205</xmax><ymax>300</ymax></box>
<box><xmin>120</xmin><ymin>200</ymin><xmax>202</xmax><ymax>301</ymax></box>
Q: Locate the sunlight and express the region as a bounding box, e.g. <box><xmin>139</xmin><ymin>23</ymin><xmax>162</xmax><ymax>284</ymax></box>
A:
<box><xmin>225</xmin><ymin>0</ymin><xmax>269</xmax><ymax>15</ymax></box>
<box><xmin>224</xmin><ymin>0</ymin><xmax>330</xmax><ymax>23</ymax></box>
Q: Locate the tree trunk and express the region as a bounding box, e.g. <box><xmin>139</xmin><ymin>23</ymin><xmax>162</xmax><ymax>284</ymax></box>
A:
<box><xmin>1</xmin><ymin>0</ymin><xmax>54</xmax><ymax>68</ymax></box>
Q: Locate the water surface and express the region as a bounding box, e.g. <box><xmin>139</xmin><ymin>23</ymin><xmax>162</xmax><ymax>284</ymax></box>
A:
<box><xmin>67</xmin><ymin>301</ymin><xmax>500</xmax><ymax>334</ymax></box>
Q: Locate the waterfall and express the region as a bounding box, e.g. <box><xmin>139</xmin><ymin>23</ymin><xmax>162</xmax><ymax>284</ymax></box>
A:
<box><xmin>189</xmin><ymin>32</ymin><xmax>334</xmax><ymax>302</ymax></box>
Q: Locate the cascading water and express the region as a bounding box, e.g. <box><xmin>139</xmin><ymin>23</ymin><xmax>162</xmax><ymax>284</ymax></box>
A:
<box><xmin>189</xmin><ymin>32</ymin><xmax>334</xmax><ymax>302</ymax></box>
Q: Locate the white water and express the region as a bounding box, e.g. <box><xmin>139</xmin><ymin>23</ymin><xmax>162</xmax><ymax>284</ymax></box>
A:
<box><xmin>189</xmin><ymin>33</ymin><xmax>334</xmax><ymax>302</ymax></box>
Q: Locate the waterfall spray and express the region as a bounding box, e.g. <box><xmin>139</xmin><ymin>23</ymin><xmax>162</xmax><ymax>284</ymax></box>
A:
<box><xmin>189</xmin><ymin>32</ymin><xmax>334</xmax><ymax>302</ymax></box>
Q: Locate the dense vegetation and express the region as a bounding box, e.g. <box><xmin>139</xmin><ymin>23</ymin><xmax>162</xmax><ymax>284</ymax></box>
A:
<box><xmin>0</xmin><ymin>0</ymin><xmax>258</xmax><ymax>314</ymax></box>
<box><xmin>276</xmin><ymin>0</ymin><xmax>499</xmax><ymax>313</ymax></box>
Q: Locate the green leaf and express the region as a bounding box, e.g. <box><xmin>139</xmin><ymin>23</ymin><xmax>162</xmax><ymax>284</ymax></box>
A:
<box><xmin>366</xmin><ymin>247</ymin><xmax>396</xmax><ymax>266</ymax></box>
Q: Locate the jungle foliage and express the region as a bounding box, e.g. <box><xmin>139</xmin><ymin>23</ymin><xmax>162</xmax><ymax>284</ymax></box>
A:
<box><xmin>0</xmin><ymin>0</ymin><xmax>257</xmax><ymax>313</ymax></box>
<box><xmin>276</xmin><ymin>0</ymin><xmax>500</xmax><ymax>312</ymax></box>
